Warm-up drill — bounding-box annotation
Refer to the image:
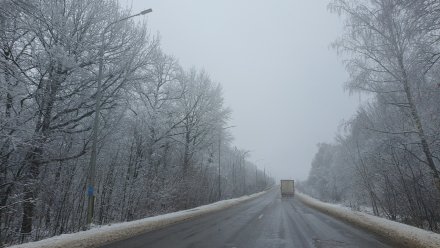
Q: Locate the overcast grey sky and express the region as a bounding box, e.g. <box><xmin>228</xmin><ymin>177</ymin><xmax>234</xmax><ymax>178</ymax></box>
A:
<box><xmin>120</xmin><ymin>0</ymin><xmax>359</xmax><ymax>181</ymax></box>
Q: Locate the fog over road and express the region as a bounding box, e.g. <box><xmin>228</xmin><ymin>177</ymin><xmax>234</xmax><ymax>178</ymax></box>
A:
<box><xmin>103</xmin><ymin>189</ymin><xmax>393</xmax><ymax>248</ymax></box>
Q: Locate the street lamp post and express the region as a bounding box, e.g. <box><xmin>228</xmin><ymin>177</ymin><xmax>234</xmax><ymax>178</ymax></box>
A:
<box><xmin>264</xmin><ymin>167</ymin><xmax>266</xmax><ymax>188</ymax></box>
<box><xmin>86</xmin><ymin>8</ymin><xmax>152</xmax><ymax>228</ymax></box>
<box><xmin>239</xmin><ymin>150</ymin><xmax>250</xmax><ymax>195</ymax></box>
<box><xmin>218</xmin><ymin>134</ymin><xmax>221</xmax><ymax>200</ymax></box>
<box><xmin>255</xmin><ymin>168</ymin><xmax>258</xmax><ymax>191</ymax></box>
<box><xmin>217</xmin><ymin>125</ymin><xmax>235</xmax><ymax>200</ymax></box>
<box><xmin>255</xmin><ymin>158</ymin><xmax>265</xmax><ymax>191</ymax></box>
<box><xmin>232</xmin><ymin>147</ymin><xmax>239</xmax><ymax>197</ymax></box>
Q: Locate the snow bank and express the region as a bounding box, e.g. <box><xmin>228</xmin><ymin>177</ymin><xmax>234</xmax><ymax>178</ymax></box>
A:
<box><xmin>10</xmin><ymin>191</ymin><xmax>268</xmax><ymax>248</ymax></box>
<box><xmin>296</xmin><ymin>192</ymin><xmax>440</xmax><ymax>248</ymax></box>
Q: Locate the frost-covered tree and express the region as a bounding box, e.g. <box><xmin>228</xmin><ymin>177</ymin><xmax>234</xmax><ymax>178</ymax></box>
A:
<box><xmin>330</xmin><ymin>0</ymin><xmax>440</xmax><ymax>192</ymax></box>
<box><xmin>0</xmin><ymin>1</ymin><xmax>272</xmax><ymax>245</ymax></box>
<box><xmin>305</xmin><ymin>0</ymin><xmax>440</xmax><ymax>232</ymax></box>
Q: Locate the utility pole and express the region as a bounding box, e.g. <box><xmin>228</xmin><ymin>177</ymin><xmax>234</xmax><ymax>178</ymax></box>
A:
<box><xmin>86</xmin><ymin>8</ymin><xmax>152</xmax><ymax>229</ymax></box>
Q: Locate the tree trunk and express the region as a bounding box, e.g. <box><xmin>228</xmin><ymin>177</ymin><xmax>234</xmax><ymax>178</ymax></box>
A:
<box><xmin>20</xmin><ymin>145</ymin><xmax>42</xmax><ymax>240</ymax></box>
<box><xmin>183</xmin><ymin>130</ymin><xmax>191</xmax><ymax>177</ymax></box>
<box><xmin>401</xmin><ymin>66</ymin><xmax>440</xmax><ymax>193</ymax></box>
<box><xmin>21</xmin><ymin>68</ymin><xmax>63</xmax><ymax>239</ymax></box>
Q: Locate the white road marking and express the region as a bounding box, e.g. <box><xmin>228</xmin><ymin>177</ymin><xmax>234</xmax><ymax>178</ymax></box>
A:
<box><xmin>258</xmin><ymin>214</ymin><xmax>264</xmax><ymax>219</ymax></box>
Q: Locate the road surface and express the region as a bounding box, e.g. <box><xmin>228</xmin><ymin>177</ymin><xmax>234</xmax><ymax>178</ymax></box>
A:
<box><xmin>103</xmin><ymin>188</ymin><xmax>393</xmax><ymax>248</ymax></box>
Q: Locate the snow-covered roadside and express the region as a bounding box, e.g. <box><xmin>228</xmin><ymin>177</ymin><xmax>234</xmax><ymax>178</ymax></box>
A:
<box><xmin>10</xmin><ymin>190</ymin><xmax>269</xmax><ymax>248</ymax></box>
<box><xmin>296</xmin><ymin>192</ymin><xmax>440</xmax><ymax>248</ymax></box>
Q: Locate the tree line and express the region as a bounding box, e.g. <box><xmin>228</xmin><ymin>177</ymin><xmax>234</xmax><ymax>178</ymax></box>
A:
<box><xmin>303</xmin><ymin>0</ymin><xmax>440</xmax><ymax>232</ymax></box>
<box><xmin>0</xmin><ymin>0</ymin><xmax>273</xmax><ymax>246</ymax></box>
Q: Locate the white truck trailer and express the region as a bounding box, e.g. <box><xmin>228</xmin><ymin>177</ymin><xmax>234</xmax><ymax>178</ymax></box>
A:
<box><xmin>280</xmin><ymin>179</ymin><xmax>295</xmax><ymax>197</ymax></box>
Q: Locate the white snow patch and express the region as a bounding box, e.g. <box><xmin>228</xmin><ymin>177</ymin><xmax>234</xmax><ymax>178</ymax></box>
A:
<box><xmin>10</xmin><ymin>191</ymin><xmax>268</xmax><ymax>248</ymax></box>
<box><xmin>296</xmin><ymin>192</ymin><xmax>440</xmax><ymax>248</ymax></box>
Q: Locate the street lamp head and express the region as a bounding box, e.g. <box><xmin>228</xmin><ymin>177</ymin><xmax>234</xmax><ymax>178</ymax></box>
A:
<box><xmin>140</xmin><ymin>9</ymin><xmax>153</xmax><ymax>15</ymax></box>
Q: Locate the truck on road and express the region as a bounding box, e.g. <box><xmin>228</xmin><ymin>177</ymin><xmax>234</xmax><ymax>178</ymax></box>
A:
<box><xmin>280</xmin><ymin>179</ymin><xmax>294</xmax><ymax>197</ymax></box>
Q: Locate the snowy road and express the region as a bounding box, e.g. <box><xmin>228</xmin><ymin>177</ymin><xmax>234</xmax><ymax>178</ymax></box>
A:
<box><xmin>102</xmin><ymin>188</ymin><xmax>393</xmax><ymax>248</ymax></box>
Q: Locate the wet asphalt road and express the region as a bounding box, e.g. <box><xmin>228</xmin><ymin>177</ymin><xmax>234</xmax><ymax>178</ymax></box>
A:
<box><xmin>103</xmin><ymin>188</ymin><xmax>393</xmax><ymax>248</ymax></box>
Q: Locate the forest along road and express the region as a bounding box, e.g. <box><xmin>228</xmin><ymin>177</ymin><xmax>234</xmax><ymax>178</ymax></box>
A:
<box><xmin>102</xmin><ymin>188</ymin><xmax>394</xmax><ymax>248</ymax></box>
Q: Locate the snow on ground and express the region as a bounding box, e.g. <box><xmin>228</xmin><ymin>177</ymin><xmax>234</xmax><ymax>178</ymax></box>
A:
<box><xmin>296</xmin><ymin>192</ymin><xmax>440</xmax><ymax>248</ymax></box>
<box><xmin>10</xmin><ymin>191</ymin><xmax>268</xmax><ymax>248</ymax></box>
